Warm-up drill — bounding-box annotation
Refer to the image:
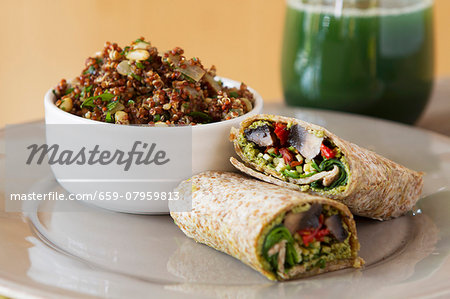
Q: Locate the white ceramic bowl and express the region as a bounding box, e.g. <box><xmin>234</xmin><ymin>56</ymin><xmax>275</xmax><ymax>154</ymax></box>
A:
<box><xmin>44</xmin><ymin>78</ymin><xmax>263</xmax><ymax>214</ymax></box>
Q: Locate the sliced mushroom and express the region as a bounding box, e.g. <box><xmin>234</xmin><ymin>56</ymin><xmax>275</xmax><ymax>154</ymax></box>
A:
<box><xmin>267</xmin><ymin>239</ymin><xmax>287</xmax><ymax>257</ymax></box>
<box><xmin>324</xmin><ymin>214</ymin><xmax>348</xmax><ymax>242</ymax></box>
<box><xmin>322</xmin><ymin>165</ymin><xmax>340</xmax><ymax>187</ymax></box>
<box><xmin>288</xmin><ymin>124</ymin><xmax>323</xmax><ymax>160</ymax></box>
<box><xmin>283</xmin><ymin>212</ymin><xmax>304</xmax><ymax>235</ymax></box>
<box><xmin>267</xmin><ymin>240</ymin><xmax>287</xmax><ymax>274</ymax></box>
<box><xmin>285</xmin><ymin>165</ymin><xmax>339</xmax><ymax>186</ymax></box>
<box><xmin>283</xmin><ymin>203</ymin><xmax>322</xmax><ymax>234</ymax></box>
<box><xmin>244</xmin><ymin>124</ymin><xmax>277</xmax><ymax>147</ymax></box>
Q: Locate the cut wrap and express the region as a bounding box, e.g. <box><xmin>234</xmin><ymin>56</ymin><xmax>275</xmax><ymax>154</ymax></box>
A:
<box><xmin>229</xmin><ymin>114</ymin><xmax>424</xmax><ymax>220</ymax></box>
<box><xmin>170</xmin><ymin>171</ymin><xmax>363</xmax><ymax>281</ymax></box>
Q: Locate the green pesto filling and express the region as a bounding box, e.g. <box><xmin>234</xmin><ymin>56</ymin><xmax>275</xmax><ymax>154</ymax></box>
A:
<box><xmin>238</xmin><ymin>134</ymin><xmax>267</xmax><ymax>166</ymax></box>
<box><xmin>292</xmin><ymin>235</ymin><xmax>352</xmax><ymax>271</ymax></box>
<box><xmin>247</xmin><ymin>120</ymin><xmax>272</xmax><ymax>129</ymax></box>
<box><xmin>261</xmin><ymin>205</ymin><xmax>352</xmax><ymax>276</ymax></box>
<box><xmin>308</xmin><ymin>128</ymin><xmax>325</xmax><ymax>138</ymax></box>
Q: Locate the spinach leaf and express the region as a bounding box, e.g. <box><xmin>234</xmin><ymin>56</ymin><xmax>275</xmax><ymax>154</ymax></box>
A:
<box><xmin>263</xmin><ymin>225</ymin><xmax>298</xmax><ymax>272</ymax></box>
<box><xmin>311</xmin><ymin>159</ymin><xmax>320</xmax><ymax>172</ymax></box>
<box><xmin>310</xmin><ymin>159</ymin><xmax>348</xmax><ymax>190</ymax></box>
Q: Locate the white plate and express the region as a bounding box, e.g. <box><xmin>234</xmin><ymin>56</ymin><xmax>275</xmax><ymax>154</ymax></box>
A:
<box><xmin>0</xmin><ymin>105</ymin><xmax>449</xmax><ymax>299</ymax></box>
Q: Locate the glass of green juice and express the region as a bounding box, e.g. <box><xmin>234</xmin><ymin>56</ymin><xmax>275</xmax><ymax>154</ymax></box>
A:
<box><xmin>281</xmin><ymin>0</ymin><xmax>434</xmax><ymax>124</ymax></box>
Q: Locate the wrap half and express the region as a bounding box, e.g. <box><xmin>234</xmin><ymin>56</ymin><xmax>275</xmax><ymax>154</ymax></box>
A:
<box><xmin>229</xmin><ymin>114</ymin><xmax>424</xmax><ymax>220</ymax></box>
<box><xmin>170</xmin><ymin>171</ymin><xmax>363</xmax><ymax>281</ymax></box>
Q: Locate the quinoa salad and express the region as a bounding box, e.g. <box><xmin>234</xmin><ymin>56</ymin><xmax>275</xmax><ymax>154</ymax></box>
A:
<box><xmin>53</xmin><ymin>38</ymin><xmax>255</xmax><ymax>125</ymax></box>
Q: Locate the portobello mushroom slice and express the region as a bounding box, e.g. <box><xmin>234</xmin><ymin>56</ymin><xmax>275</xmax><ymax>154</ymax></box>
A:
<box><xmin>321</xmin><ymin>165</ymin><xmax>340</xmax><ymax>187</ymax></box>
<box><xmin>244</xmin><ymin>124</ymin><xmax>277</xmax><ymax>147</ymax></box>
<box><xmin>324</xmin><ymin>214</ymin><xmax>348</xmax><ymax>242</ymax></box>
<box><xmin>267</xmin><ymin>240</ymin><xmax>287</xmax><ymax>274</ymax></box>
<box><xmin>288</xmin><ymin>124</ymin><xmax>323</xmax><ymax>160</ymax></box>
<box><xmin>283</xmin><ymin>203</ymin><xmax>322</xmax><ymax>235</ymax></box>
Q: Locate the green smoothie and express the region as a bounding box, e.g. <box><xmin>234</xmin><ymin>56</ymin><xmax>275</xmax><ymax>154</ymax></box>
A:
<box><xmin>282</xmin><ymin>0</ymin><xmax>434</xmax><ymax>124</ymax></box>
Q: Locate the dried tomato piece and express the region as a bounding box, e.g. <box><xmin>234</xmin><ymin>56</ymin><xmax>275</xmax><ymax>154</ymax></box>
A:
<box><xmin>298</xmin><ymin>214</ymin><xmax>330</xmax><ymax>246</ymax></box>
<box><xmin>290</xmin><ymin>161</ymin><xmax>302</xmax><ymax>167</ymax></box>
<box><xmin>301</xmin><ymin>233</ymin><xmax>315</xmax><ymax>247</ymax></box>
<box><xmin>274</xmin><ymin>122</ymin><xmax>289</xmax><ymax>146</ymax></box>
<box><xmin>316</xmin><ymin>228</ymin><xmax>330</xmax><ymax>242</ymax></box>
<box><xmin>320</xmin><ymin>143</ymin><xmax>336</xmax><ymax>159</ymax></box>
<box><xmin>279</xmin><ymin>148</ymin><xmax>293</xmax><ymax>165</ymax></box>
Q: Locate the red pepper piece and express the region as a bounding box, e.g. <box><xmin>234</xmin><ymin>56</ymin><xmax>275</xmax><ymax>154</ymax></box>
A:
<box><xmin>298</xmin><ymin>227</ymin><xmax>317</xmax><ymax>247</ymax></box>
<box><xmin>301</xmin><ymin>233</ymin><xmax>315</xmax><ymax>247</ymax></box>
<box><xmin>279</xmin><ymin>148</ymin><xmax>293</xmax><ymax>165</ymax></box>
<box><xmin>320</xmin><ymin>143</ymin><xmax>336</xmax><ymax>159</ymax></box>
<box><xmin>300</xmin><ymin>227</ymin><xmax>329</xmax><ymax>246</ymax></box>
<box><xmin>316</xmin><ymin>228</ymin><xmax>330</xmax><ymax>242</ymax></box>
<box><xmin>290</xmin><ymin>161</ymin><xmax>302</xmax><ymax>167</ymax></box>
<box><xmin>274</xmin><ymin>123</ymin><xmax>289</xmax><ymax>146</ymax></box>
<box><xmin>298</xmin><ymin>214</ymin><xmax>330</xmax><ymax>246</ymax></box>
<box><xmin>316</xmin><ymin>215</ymin><xmax>330</xmax><ymax>241</ymax></box>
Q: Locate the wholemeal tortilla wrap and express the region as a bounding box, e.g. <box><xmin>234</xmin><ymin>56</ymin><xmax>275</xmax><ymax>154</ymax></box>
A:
<box><xmin>170</xmin><ymin>171</ymin><xmax>363</xmax><ymax>281</ymax></box>
<box><xmin>229</xmin><ymin>114</ymin><xmax>424</xmax><ymax>220</ymax></box>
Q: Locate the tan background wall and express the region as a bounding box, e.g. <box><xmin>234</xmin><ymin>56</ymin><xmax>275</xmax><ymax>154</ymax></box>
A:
<box><xmin>0</xmin><ymin>0</ymin><xmax>449</xmax><ymax>128</ymax></box>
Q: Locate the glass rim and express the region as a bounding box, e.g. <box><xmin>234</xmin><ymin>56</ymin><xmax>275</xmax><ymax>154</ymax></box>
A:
<box><xmin>286</xmin><ymin>0</ymin><xmax>434</xmax><ymax>16</ymax></box>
